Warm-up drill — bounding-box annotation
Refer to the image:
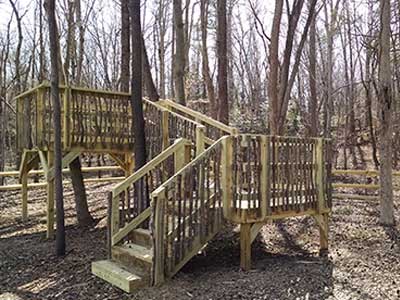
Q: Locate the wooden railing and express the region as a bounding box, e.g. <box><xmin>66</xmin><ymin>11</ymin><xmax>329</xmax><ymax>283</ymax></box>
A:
<box><xmin>109</xmin><ymin>138</ymin><xmax>192</xmax><ymax>247</ymax></box>
<box><xmin>15</xmin><ymin>83</ymin><xmax>207</xmax><ymax>157</ymax></box>
<box><xmin>158</xmin><ymin>99</ymin><xmax>238</xmax><ymax>144</ymax></box>
<box><xmin>151</xmin><ymin>136</ymin><xmax>225</xmax><ymax>284</ymax></box>
<box><xmin>332</xmin><ymin>169</ymin><xmax>400</xmax><ymax>200</ymax></box>
<box><xmin>151</xmin><ymin>134</ymin><xmax>331</xmax><ymax>283</ymax></box>
<box><xmin>221</xmin><ymin>135</ymin><xmax>332</xmax><ymax>223</ymax></box>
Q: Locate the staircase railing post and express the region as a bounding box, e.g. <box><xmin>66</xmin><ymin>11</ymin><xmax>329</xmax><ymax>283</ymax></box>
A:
<box><xmin>161</xmin><ymin>109</ymin><xmax>169</xmax><ymax>150</ymax></box>
<box><xmin>221</xmin><ymin>136</ymin><xmax>233</xmax><ymax>220</ymax></box>
<box><xmin>110</xmin><ymin>192</ymin><xmax>120</xmax><ymax>246</ymax></box>
<box><xmin>152</xmin><ymin>187</ymin><xmax>166</xmax><ymax>286</ymax></box>
<box><xmin>195</xmin><ymin>125</ymin><xmax>205</xmax><ymax>156</ymax></box>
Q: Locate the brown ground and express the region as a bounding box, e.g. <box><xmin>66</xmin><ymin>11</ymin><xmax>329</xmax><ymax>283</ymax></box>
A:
<box><xmin>1</xmin><ymin>181</ymin><xmax>399</xmax><ymax>300</ymax></box>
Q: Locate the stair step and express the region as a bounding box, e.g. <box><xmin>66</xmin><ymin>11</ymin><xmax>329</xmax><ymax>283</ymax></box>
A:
<box><xmin>128</xmin><ymin>228</ymin><xmax>152</xmax><ymax>249</ymax></box>
<box><xmin>91</xmin><ymin>260</ymin><xmax>148</xmax><ymax>293</ymax></box>
<box><xmin>112</xmin><ymin>243</ymin><xmax>153</xmax><ymax>273</ymax></box>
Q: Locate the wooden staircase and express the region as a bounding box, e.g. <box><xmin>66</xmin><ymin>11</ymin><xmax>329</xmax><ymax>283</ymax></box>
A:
<box><xmin>92</xmin><ymin>229</ymin><xmax>152</xmax><ymax>292</ymax></box>
<box><xmin>92</xmin><ymin>136</ymin><xmax>226</xmax><ymax>293</ymax></box>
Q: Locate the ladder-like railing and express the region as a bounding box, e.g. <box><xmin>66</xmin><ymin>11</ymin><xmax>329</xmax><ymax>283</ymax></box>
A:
<box><xmin>109</xmin><ymin>138</ymin><xmax>192</xmax><ymax>249</ymax></box>
<box><xmin>151</xmin><ymin>136</ymin><xmax>225</xmax><ymax>284</ymax></box>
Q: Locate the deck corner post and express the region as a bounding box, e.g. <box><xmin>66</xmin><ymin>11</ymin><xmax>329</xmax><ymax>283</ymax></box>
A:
<box><xmin>240</xmin><ymin>223</ymin><xmax>252</xmax><ymax>271</ymax></box>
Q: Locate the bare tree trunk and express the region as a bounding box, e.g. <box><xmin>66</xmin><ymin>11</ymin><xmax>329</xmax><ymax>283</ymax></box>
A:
<box><xmin>378</xmin><ymin>0</ymin><xmax>394</xmax><ymax>226</ymax></box>
<box><xmin>142</xmin><ymin>36</ymin><xmax>160</xmax><ymax>101</ymax></box>
<box><xmin>308</xmin><ymin>0</ymin><xmax>318</xmax><ymax>137</ymax></box>
<box><xmin>45</xmin><ymin>0</ymin><xmax>66</xmax><ymax>255</ymax></box>
<box><xmin>217</xmin><ymin>0</ymin><xmax>229</xmax><ymax>124</ymax></box>
<box><xmin>63</xmin><ymin>0</ymin><xmax>94</xmax><ymax>228</ymax></box>
<box><xmin>173</xmin><ymin>0</ymin><xmax>186</xmax><ymax>105</ymax></box>
<box><xmin>200</xmin><ymin>0</ymin><xmax>216</xmax><ymax>118</ymax></box>
<box><xmin>121</xmin><ymin>0</ymin><xmax>130</xmax><ymax>92</ymax></box>
<box><xmin>131</xmin><ymin>0</ymin><xmax>148</xmax><ymax>212</ymax></box>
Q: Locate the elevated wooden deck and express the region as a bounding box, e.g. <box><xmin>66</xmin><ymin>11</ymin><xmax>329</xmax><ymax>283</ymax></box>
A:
<box><xmin>13</xmin><ymin>83</ymin><xmax>332</xmax><ymax>293</ymax></box>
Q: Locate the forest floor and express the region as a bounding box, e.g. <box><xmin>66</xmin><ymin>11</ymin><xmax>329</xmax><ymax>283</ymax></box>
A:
<box><xmin>1</xmin><ymin>180</ymin><xmax>400</xmax><ymax>300</ymax></box>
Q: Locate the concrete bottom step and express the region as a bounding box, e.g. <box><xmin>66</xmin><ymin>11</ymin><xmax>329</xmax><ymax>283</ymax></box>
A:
<box><xmin>91</xmin><ymin>260</ymin><xmax>148</xmax><ymax>293</ymax></box>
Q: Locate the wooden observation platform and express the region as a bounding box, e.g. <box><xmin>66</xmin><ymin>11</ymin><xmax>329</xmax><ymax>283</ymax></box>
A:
<box><xmin>15</xmin><ymin>82</ymin><xmax>332</xmax><ymax>293</ymax></box>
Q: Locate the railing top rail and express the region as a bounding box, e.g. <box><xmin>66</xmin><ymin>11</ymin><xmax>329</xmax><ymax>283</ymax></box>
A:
<box><xmin>158</xmin><ymin>99</ymin><xmax>238</xmax><ymax>135</ymax></box>
<box><xmin>13</xmin><ymin>82</ymin><xmax>49</xmax><ymax>101</ymax></box>
<box><xmin>112</xmin><ymin>138</ymin><xmax>190</xmax><ymax>197</ymax></box>
<box><xmin>152</xmin><ymin>135</ymin><xmax>227</xmax><ymax>197</ymax></box>
<box><xmin>233</xmin><ymin>133</ymin><xmax>330</xmax><ymax>142</ymax></box>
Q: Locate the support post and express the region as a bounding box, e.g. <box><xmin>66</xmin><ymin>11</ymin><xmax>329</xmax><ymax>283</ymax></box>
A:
<box><xmin>153</xmin><ymin>188</ymin><xmax>166</xmax><ymax>286</ymax></box>
<box><xmin>161</xmin><ymin>109</ymin><xmax>169</xmax><ymax>150</ymax></box>
<box><xmin>221</xmin><ymin>136</ymin><xmax>233</xmax><ymax>219</ymax></box>
<box><xmin>260</xmin><ymin>136</ymin><xmax>269</xmax><ymax>219</ymax></box>
<box><xmin>174</xmin><ymin>141</ymin><xmax>191</xmax><ymax>173</ymax></box>
<box><xmin>240</xmin><ymin>223</ymin><xmax>252</xmax><ymax>271</ymax></box>
<box><xmin>315</xmin><ymin>138</ymin><xmax>325</xmax><ymax>212</ymax></box>
<box><xmin>46</xmin><ymin>151</ymin><xmax>55</xmax><ymax>239</ymax></box>
<box><xmin>195</xmin><ymin>125</ymin><xmax>205</xmax><ymax>156</ymax></box>
<box><xmin>315</xmin><ymin>138</ymin><xmax>328</xmax><ymax>252</ymax></box>
<box><xmin>320</xmin><ymin>213</ymin><xmax>329</xmax><ymax>252</ymax></box>
<box><xmin>21</xmin><ymin>166</ymin><xmax>28</xmax><ymax>221</ymax></box>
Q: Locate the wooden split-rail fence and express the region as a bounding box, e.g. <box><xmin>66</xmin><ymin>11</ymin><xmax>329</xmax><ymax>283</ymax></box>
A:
<box><xmin>12</xmin><ymin>83</ymin><xmax>332</xmax><ymax>293</ymax></box>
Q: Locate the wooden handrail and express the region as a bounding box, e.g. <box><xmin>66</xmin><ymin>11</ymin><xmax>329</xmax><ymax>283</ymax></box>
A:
<box><xmin>158</xmin><ymin>99</ymin><xmax>237</xmax><ymax>135</ymax></box>
<box><xmin>333</xmin><ymin>169</ymin><xmax>400</xmax><ymax>176</ymax></box>
<box><xmin>151</xmin><ymin>136</ymin><xmax>228</xmax><ymax>196</ymax></box>
<box><xmin>112</xmin><ymin>138</ymin><xmax>190</xmax><ymax>197</ymax></box>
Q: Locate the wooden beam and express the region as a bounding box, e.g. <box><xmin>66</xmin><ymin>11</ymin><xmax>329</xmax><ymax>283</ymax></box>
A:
<box><xmin>158</xmin><ymin>99</ymin><xmax>237</xmax><ymax>134</ymax></box>
<box><xmin>0</xmin><ymin>176</ymin><xmax>125</xmax><ymax>191</ymax></box>
<box><xmin>47</xmin><ymin>150</ymin><xmax>81</xmax><ymax>181</ymax></box>
<box><xmin>332</xmin><ymin>193</ymin><xmax>379</xmax><ymax>201</ymax></box>
<box><xmin>111</xmin><ymin>207</ymin><xmax>152</xmax><ymax>246</ymax></box>
<box><xmin>46</xmin><ymin>151</ymin><xmax>54</xmax><ymax>239</ymax></box>
<box><xmin>313</xmin><ymin>214</ymin><xmax>329</xmax><ymax>253</ymax></box>
<box><xmin>250</xmin><ymin>223</ymin><xmax>264</xmax><ymax>244</ymax></box>
<box><xmin>153</xmin><ymin>188</ymin><xmax>166</xmax><ymax>286</ymax></box>
<box><xmin>332</xmin><ymin>183</ymin><xmax>380</xmax><ymax>190</ymax></box>
<box><xmin>0</xmin><ymin>165</ymin><xmax>122</xmax><ymax>177</ymax></box>
<box><xmin>112</xmin><ymin>139</ymin><xmax>189</xmax><ymax>197</ymax></box>
<box><xmin>221</xmin><ymin>136</ymin><xmax>233</xmax><ymax>220</ymax></box>
<box><xmin>333</xmin><ymin>169</ymin><xmax>400</xmax><ymax>177</ymax></box>
<box><xmin>240</xmin><ymin>223</ymin><xmax>252</xmax><ymax>271</ymax></box>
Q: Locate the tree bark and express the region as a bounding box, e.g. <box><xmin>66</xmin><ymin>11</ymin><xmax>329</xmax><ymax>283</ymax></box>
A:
<box><xmin>173</xmin><ymin>0</ymin><xmax>186</xmax><ymax>105</ymax></box>
<box><xmin>121</xmin><ymin>0</ymin><xmax>130</xmax><ymax>92</ymax></box>
<box><xmin>200</xmin><ymin>0</ymin><xmax>216</xmax><ymax>118</ymax></box>
<box><xmin>378</xmin><ymin>0</ymin><xmax>394</xmax><ymax>226</ymax></box>
<box><xmin>217</xmin><ymin>0</ymin><xmax>228</xmax><ymax>124</ymax></box>
<box><xmin>308</xmin><ymin>0</ymin><xmax>318</xmax><ymax>137</ymax></box>
<box><xmin>45</xmin><ymin>0</ymin><xmax>66</xmax><ymax>255</ymax></box>
<box><xmin>130</xmin><ymin>0</ymin><xmax>147</xmax><ymax>211</ymax></box>
<box><xmin>142</xmin><ymin>36</ymin><xmax>160</xmax><ymax>101</ymax></box>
